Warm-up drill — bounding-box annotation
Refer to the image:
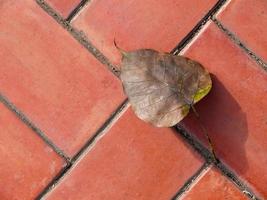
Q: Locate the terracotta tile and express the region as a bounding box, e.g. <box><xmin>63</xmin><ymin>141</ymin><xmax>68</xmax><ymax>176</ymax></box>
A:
<box><xmin>46</xmin><ymin>0</ymin><xmax>81</xmax><ymax>18</ymax></box>
<box><xmin>46</xmin><ymin>108</ymin><xmax>204</xmax><ymax>200</ymax></box>
<box><xmin>0</xmin><ymin>103</ymin><xmax>65</xmax><ymax>200</ymax></box>
<box><xmin>181</xmin><ymin>167</ymin><xmax>247</xmax><ymax>200</ymax></box>
<box><xmin>217</xmin><ymin>0</ymin><xmax>267</xmax><ymax>62</ymax></box>
<box><xmin>72</xmin><ymin>0</ymin><xmax>217</xmax><ymax>65</ymax></box>
<box><xmin>180</xmin><ymin>22</ymin><xmax>267</xmax><ymax>199</ymax></box>
<box><xmin>0</xmin><ymin>0</ymin><xmax>125</xmax><ymax>157</ymax></box>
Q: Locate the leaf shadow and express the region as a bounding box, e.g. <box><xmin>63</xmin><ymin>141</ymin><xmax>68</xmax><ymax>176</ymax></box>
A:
<box><xmin>180</xmin><ymin>74</ymin><xmax>248</xmax><ymax>174</ymax></box>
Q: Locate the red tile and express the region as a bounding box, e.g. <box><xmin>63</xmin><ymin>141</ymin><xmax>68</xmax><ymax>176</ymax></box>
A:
<box><xmin>0</xmin><ymin>0</ymin><xmax>125</xmax><ymax>157</ymax></box>
<box><xmin>181</xmin><ymin>167</ymin><xmax>247</xmax><ymax>200</ymax></box>
<box><xmin>46</xmin><ymin>108</ymin><xmax>204</xmax><ymax>200</ymax></box>
<box><xmin>0</xmin><ymin>103</ymin><xmax>65</xmax><ymax>200</ymax></box>
<box><xmin>181</xmin><ymin>22</ymin><xmax>267</xmax><ymax>199</ymax></box>
<box><xmin>46</xmin><ymin>0</ymin><xmax>81</xmax><ymax>18</ymax></box>
<box><xmin>217</xmin><ymin>0</ymin><xmax>267</xmax><ymax>62</ymax></box>
<box><xmin>72</xmin><ymin>0</ymin><xmax>217</xmax><ymax>65</ymax></box>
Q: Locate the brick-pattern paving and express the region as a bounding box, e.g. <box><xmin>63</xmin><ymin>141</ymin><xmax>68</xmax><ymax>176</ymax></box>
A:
<box><xmin>0</xmin><ymin>103</ymin><xmax>65</xmax><ymax>199</ymax></box>
<box><xmin>0</xmin><ymin>0</ymin><xmax>125</xmax><ymax>157</ymax></box>
<box><xmin>1</xmin><ymin>0</ymin><xmax>266</xmax><ymax>200</ymax></box>
<box><xmin>181</xmin><ymin>22</ymin><xmax>267</xmax><ymax>199</ymax></box>
<box><xmin>46</xmin><ymin>108</ymin><xmax>204</xmax><ymax>200</ymax></box>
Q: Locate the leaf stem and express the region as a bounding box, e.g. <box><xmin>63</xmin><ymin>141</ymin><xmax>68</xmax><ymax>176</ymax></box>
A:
<box><xmin>191</xmin><ymin>105</ymin><xmax>218</xmax><ymax>163</ymax></box>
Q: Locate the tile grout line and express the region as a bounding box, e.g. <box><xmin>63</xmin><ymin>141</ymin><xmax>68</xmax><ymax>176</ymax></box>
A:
<box><xmin>35</xmin><ymin>163</ymin><xmax>72</xmax><ymax>200</ymax></box>
<box><xmin>175</xmin><ymin>125</ymin><xmax>260</xmax><ymax>200</ymax></box>
<box><xmin>0</xmin><ymin>93</ymin><xmax>71</xmax><ymax>163</ymax></box>
<box><xmin>216</xmin><ymin>162</ymin><xmax>260</xmax><ymax>200</ymax></box>
<box><xmin>171</xmin><ymin>162</ymin><xmax>211</xmax><ymax>200</ymax></box>
<box><xmin>66</xmin><ymin>0</ymin><xmax>91</xmax><ymax>22</ymax></box>
<box><xmin>174</xmin><ymin>126</ymin><xmax>212</xmax><ymax>162</ymax></box>
<box><xmin>36</xmin><ymin>0</ymin><xmax>121</xmax><ymax>77</ymax></box>
<box><xmin>36</xmin><ymin>100</ymin><xmax>129</xmax><ymax>199</ymax></box>
<box><xmin>171</xmin><ymin>0</ymin><xmax>228</xmax><ymax>55</ymax></box>
<box><xmin>212</xmin><ymin>18</ymin><xmax>267</xmax><ymax>72</ymax></box>
<box><xmin>71</xmin><ymin>99</ymin><xmax>129</xmax><ymax>162</ymax></box>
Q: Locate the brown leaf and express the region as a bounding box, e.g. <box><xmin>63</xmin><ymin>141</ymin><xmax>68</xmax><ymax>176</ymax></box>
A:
<box><xmin>117</xmin><ymin>45</ymin><xmax>212</xmax><ymax>127</ymax></box>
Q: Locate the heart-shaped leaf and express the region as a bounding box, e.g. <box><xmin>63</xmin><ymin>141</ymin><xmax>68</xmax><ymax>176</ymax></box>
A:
<box><xmin>117</xmin><ymin>45</ymin><xmax>212</xmax><ymax>127</ymax></box>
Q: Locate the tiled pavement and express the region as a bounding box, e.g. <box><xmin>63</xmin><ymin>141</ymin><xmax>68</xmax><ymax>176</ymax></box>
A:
<box><xmin>0</xmin><ymin>0</ymin><xmax>266</xmax><ymax>199</ymax></box>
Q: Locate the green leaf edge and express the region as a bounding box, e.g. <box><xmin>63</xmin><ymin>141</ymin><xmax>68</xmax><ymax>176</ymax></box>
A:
<box><xmin>193</xmin><ymin>84</ymin><xmax>212</xmax><ymax>104</ymax></box>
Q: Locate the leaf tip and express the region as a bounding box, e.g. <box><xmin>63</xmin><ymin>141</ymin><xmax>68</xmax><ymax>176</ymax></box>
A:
<box><xmin>113</xmin><ymin>38</ymin><xmax>127</xmax><ymax>56</ymax></box>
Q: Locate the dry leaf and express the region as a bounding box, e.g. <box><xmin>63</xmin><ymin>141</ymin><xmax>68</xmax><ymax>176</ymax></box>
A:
<box><xmin>117</xmin><ymin>44</ymin><xmax>212</xmax><ymax>127</ymax></box>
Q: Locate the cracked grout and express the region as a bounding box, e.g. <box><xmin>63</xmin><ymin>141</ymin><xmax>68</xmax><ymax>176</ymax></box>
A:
<box><xmin>212</xmin><ymin>18</ymin><xmax>267</xmax><ymax>72</ymax></box>
<box><xmin>0</xmin><ymin>93</ymin><xmax>71</xmax><ymax>163</ymax></box>
<box><xmin>36</xmin><ymin>0</ymin><xmax>120</xmax><ymax>77</ymax></box>
<box><xmin>36</xmin><ymin>100</ymin><xmax>129</xmax><ymax>199</ymax></box>
<box><xmin>66</xmin><ymin>0</ymin><xmax>91</xmax><ymax>22</ymax></box>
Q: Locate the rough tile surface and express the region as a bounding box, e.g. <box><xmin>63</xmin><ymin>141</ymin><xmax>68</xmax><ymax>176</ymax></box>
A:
<box><xmin>181</xmin><ymin>167</ymin><xmax>247</xmax><ymax>200</ymax></box>
<box><xmin>217</xmin><ymin>0</ymin><xmax>267</xmax><ymax>62</ymax></box>
<box><xmin>46</xmin><ymin>108</ymin><xmax>204</xmax><ymax>200</ymax></box>
<box><xmin>0</xmin><ymin>103</ymin><xmax>65</xmax><ymax>200</ymax></box>
<box><xmin>72</xmin><ymin>0</ymin><xmax>217</xmax><ymax>65</ymax></box>
<box><xmin>0</xmin><ymin>0</ymin><xmax>125</xmax><ymax>157</ymax></box>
